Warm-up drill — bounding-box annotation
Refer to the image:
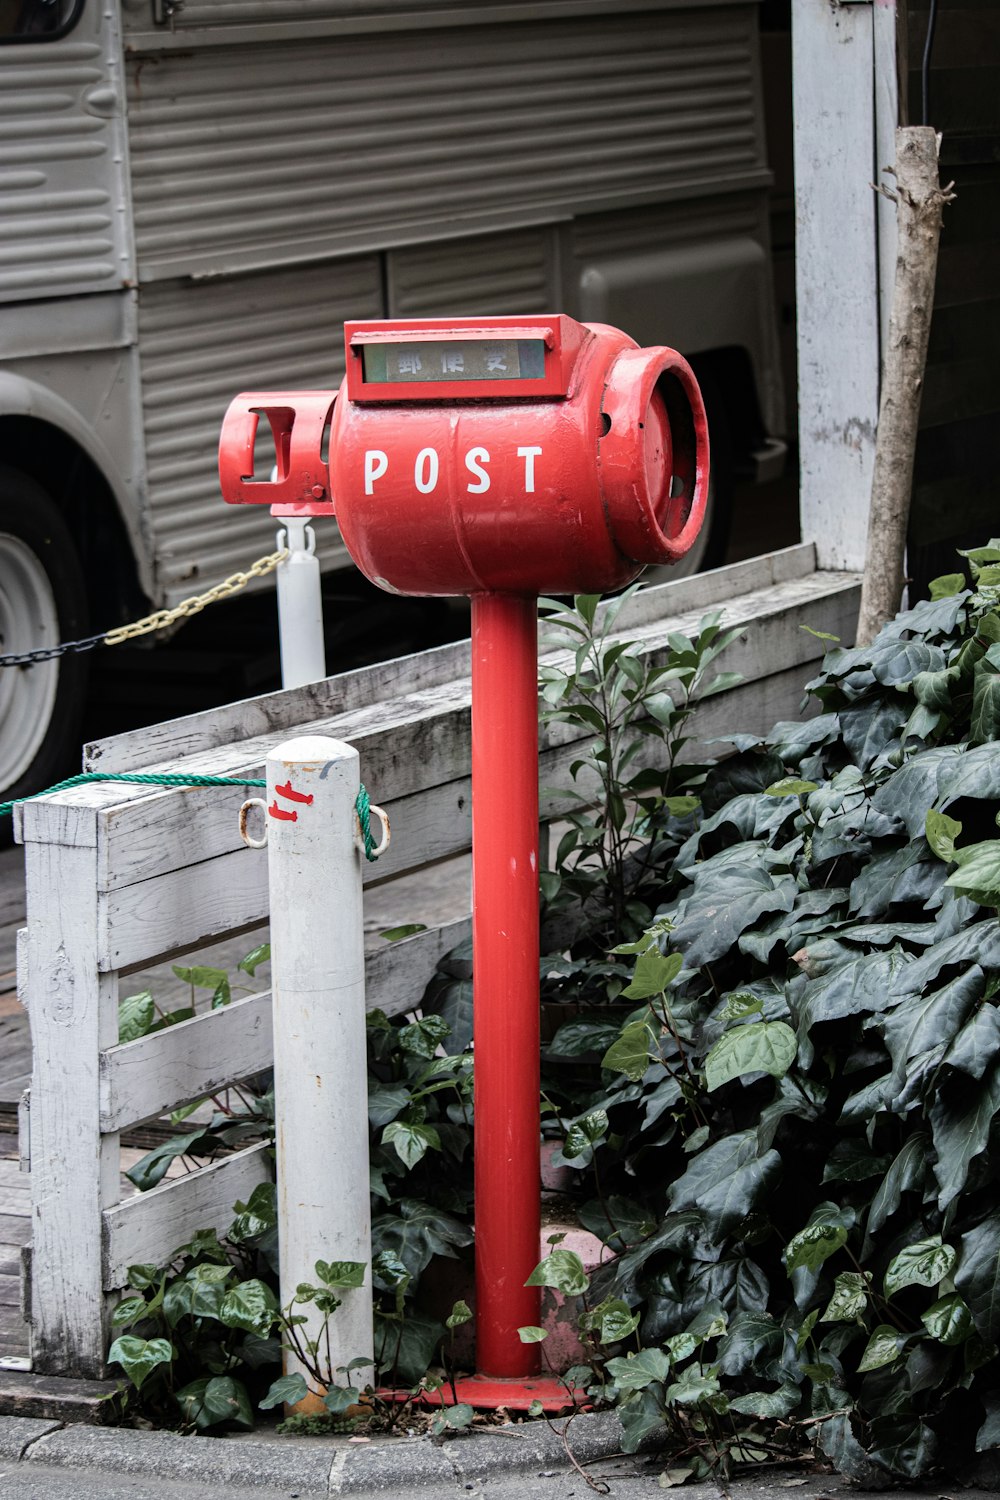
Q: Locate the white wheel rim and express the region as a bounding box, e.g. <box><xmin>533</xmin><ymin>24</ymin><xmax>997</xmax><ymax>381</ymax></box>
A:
<box><xmin>0</xmin><ymin>532</ymin><xmax>61</xmax><ymax>790</ymax></box>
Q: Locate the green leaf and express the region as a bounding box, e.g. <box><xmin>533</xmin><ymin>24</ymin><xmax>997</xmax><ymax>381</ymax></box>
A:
<box><xmin>921</xmin><ymin>1292</ymin><xmax>973</xmax><ymax>1346</ymax></box>
<box><xmin>718</xmin><ymin>992</ymin><xmax>763</xmax><ymax>1022</ymax></box>
<box><xmin>172</xmin><ymin>964</ymin><xmax>229</xmax><ymax>992</ymax></box>
<box><xmin>380</xmin><ymin>924</ymin><xmax>427</xmax><ymax>942</ymax></box>
<box><xmin>107</xmin><ymin>1335</ymin><xmax>173</xmax><ymax>1392</ymax></box>
<box><xmin>670</xmin><ymin>1130</ymin><xmax>782</xmax><ymax>1240</ymax></box>
<box><xmin>259</xmin><ymin>1373</ymin><xmax>309</xmax><ymax>1410</ymax></box>
<box><xmin>955</xmin><ymin>1211</ymin><xmax>1000</xmax><ymax>1343</ymax></box>
<box><xmin>868</xmin><ymin>1134</ymin><xmax>931</xmax><ymax>1234</ymax></box>
<box><xmin>621</xmin><ymin>949</ymin><xmax>682</xmax><ymax>999</ymax></box>
<box><xmin>929</xmin><ymin>573</ymin><xmax>966</xmax><ymax>600</ymax></box>
<box><xmin>929</xmin><ymin>1061</ymin><xmax>1000</xmax><ymax>1208</ymax></box>
<box><xmin>110</xmin><ymin>1295</ymin><xmax>149</xmax><ymax>1329</ymax></box>
<box><xmin>820</xmin><ymin>1271</ymin><xmax>869</xmax><ymax>1323</ymax></box>
<box><xmin>433</xmin><ymin>1403</ymin><xmax>474</xmax><ymax>1432</ymax></box>
<box><xmin>589</xmin><ymin>1298</ymin><xmax>641</xmax><ymax>1344</ymax></box>
<box><xmin>125</xmin><ymin>1128</ymin><xmax>211</xmax><ymax>1192</ymax></box>
<box><xmin>884</xmin><ymin>1237</ymin><xmax>957</xmax><ymax>1298</ymax></box>
<box><xmin>118</xmin><ymin>991</ymin><xmax>156</xmax><ymax>1043</ymax></box>
<box><xmin>324</xmin><ymin>1385</ymin><xmax>360</xmax><ymax>1415</ymax></box>
<box><xmin>238</xmin><ymin>942</ymin><xmax>271</xmax><ymax>976</ymax></box>
<box><xmin>925</xmin><ymin>808</ymin><xmax>962</xmax><ymax>863</ymax></box>
<box><xmin>373</xmin><ymin>1309</ymin><xmax>444</xmax><ymax>1385</ymax></box>
<box><xmin>315</xmin><ymin>1260</ymin><xmax>366</xmax><ymax>1289</ymax></box>
<box><xmin>446</xmin><ymin>1299</ymin><xmax>472</xmax><ymax>1330</ymax></box>
<box><xmin>563</xmin><ymin>1109</ymin><xmax>609</xmax><ymax>1159</ymax></box>
<box><xmin>525</xmin><ymin>1249</ymin><xmax>589</xmax><ymax>1296</ymax></box>
<box><xmin>785</xmin><ymin>1203</ymin><xmax>854</xmax><ymax>1274</ymax></box>
<box><xmin>857</xmin><ymin>1324</ymin><xmax>906</xmax><ymax>1372</ymax></box>
<box><xmin>971</xmin><ymin>662</ymin><xmax>1000</xmax><ymax>743</ymax></box>
<box><xmin>947</xmin><ymin>841</ymin><xmax>1000</xmax><ymax>906</ymax></box>
<box><xmin>517</xmin><ymin>1325</ymin><xmax>549</xmax><ymax>1343</ymax></box>
<box><xmin>176</xmin><ymin>1375</ymin><xmax>253</xmax><ymax>1430</ymax></box>
<box><xmin>605</xmin><ymin>1347</ymin><xmax>671</xmax><ymax>1390</ymax></box>
<box><xmin>382</xmin><ymin>1120</ymin><xmax>441</xmax><ymax>1169</ymax></box>
<box><xmin>602</xmin><ymin>1019</ymin><xmax>653</xmax><ymax>1081</ymax></box>
<box><xmin>704</xmin><ymin>1020</ymin><xmax>797</xmax><ymax>1091</ymax></box>
<box><xmin>728</xmin><ymin>1384</ymin><xmax>801</xmax><ymax>1418</ymax></box>
<box><xmin>764</xmin><ymin>778</ymin><xmax>818</xmax><ymax>798</ymax></box>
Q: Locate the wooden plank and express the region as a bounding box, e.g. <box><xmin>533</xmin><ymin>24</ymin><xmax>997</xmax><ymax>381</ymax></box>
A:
<box><xmin>89</xmin><ymin>570</ymin><xmax>861</xmax><ymax>969</ymax></box>
<box><xmin>0</xmin><ymin>1217</ymin><xmax>29</xmax><ymax>1248</ymax></box>
<box><xmin>102</xmin><ymin>1142</ymin><xmax>272</xmax><ymax>1290</ymax></box>
<box><xmin>84</xmin><ymin>635</ymin><xmax>474</xmax><ymax>776</ymax></box>
<box><xmin>80</xmin><ymin>550</ymin><xmax>816</xmax><ymax>778</ymax></box>
<box><xmin>99</xmin><ymin>914</ymin><xmax>475</xmax><ymax>1132</ymax></box>
<box><xmin>793</xmin><ymin>0</ymin><xmax>880</xmax><ymax>571</ymax></box>
<box><xmin>23</xmin><ymin>834</ymin><xmax>119</xmax><ymax>1378</ymax></box>
<box><xmin>99</xmin><ymin>991</ymin><xmax>273</xmax><ymax>1133</ymax></box>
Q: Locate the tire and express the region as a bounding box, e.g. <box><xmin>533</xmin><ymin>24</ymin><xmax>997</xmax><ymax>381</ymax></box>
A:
<box><xmin>0</xmin><ymin>466</ymin><xmax>89</xmax><ymax>807</ymax></box>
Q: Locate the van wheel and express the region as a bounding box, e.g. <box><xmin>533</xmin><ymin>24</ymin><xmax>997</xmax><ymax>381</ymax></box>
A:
<box><xmin>0</xmin><ymin>467</ymin><xmax>89</xmax><ymax>809</ymax></box>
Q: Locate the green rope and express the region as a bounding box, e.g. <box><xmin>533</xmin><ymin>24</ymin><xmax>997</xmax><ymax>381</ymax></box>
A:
<box><xmin>355</xmin><ymin>783</ymin><xmax>380</xmax><ymax>862</ymax></box>
<box><xmin>3</xmin><ymin>772</ymin><xmax>383</xmax><ymax>861</ymax></box>
<box><xmin>0</xmin><ymin>771</ymin><xmax>266</xmax><ymax>820</ymax></box>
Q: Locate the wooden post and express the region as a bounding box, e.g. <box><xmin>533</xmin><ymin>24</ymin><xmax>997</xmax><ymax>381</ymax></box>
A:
<box><xmin>20</xmin><ymin>801</ymin><xmax>119</xmax><ymax>1376</ymax></box>
<box><xmin>792</xmin><ymin>0</ymin><xmax>881</xmax><ymax>573</ymax></box>
<box><xmin>856</xmin><ymin>128</ymin><xmax>955</xmax><ymax>645</ymax></box>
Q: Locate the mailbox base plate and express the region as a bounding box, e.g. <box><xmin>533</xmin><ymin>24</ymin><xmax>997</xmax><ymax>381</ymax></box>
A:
<box><xmin>407</xmin><ymin>1373</ymin><xmax>587</xmax><ymax>1412</ymax></box>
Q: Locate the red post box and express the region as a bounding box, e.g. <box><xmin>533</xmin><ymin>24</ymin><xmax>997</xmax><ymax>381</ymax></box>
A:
<box><xmin>220</xmin><ymin>315</ymin><xmax>709</xmax><ymax>1403</ymax></box>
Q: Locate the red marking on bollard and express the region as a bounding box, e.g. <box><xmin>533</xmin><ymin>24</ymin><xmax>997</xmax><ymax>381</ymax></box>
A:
<box><xmin>268</xmin><ymin>801</ymin><xmax>297</xmax><ymax>821</ymax></box>
<box><xmin>275</xmin><ymin>780</ymin><xmax>314</xmax><ymax>805</ymax></box>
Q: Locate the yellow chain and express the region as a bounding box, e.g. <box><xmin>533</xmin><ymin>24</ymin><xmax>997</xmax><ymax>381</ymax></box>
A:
<box><xmin>103</xmin><ymin>550</ymin><xmax>288</xmax><ymax>648</ymax></box>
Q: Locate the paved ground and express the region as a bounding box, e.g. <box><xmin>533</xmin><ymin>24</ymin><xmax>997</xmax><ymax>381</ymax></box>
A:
<box><xmin>1</xmin><ymin>1411</ymin><xmax>993</xmax><ymax>1500</ymax></box>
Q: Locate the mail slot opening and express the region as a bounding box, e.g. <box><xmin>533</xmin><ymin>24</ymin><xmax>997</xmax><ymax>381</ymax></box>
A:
<box><xmin>654</xmin><ymin>369</ymin><xmax>698</xmax><ymax>542</ymax></box>
<box><xmin>243</xmin><ymin>406</ymin><xmax>296</xmax><ymax>484</ymax></box>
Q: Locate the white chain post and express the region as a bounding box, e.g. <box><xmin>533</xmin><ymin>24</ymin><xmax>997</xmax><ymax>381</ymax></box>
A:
<box><xmin>264</xmin><ymin>735</ymin><xmax>373</xmax><ymax>1397</ymax></box>
<box><xmin>275</xmin><ymin>521</ymin><xmax>327</xmax><ymax>689</ymax></box>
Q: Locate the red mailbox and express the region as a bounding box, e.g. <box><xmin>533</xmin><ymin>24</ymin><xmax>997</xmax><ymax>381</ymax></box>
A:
<box><xmin>220</xmin><ymin>316</ymin><xmax>709</xmax><ymax>1404</ymax></box>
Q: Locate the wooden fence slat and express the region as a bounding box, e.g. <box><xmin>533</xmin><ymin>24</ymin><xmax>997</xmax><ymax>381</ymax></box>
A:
<box><xmin>99</xmin><ymin>917</ymin><xmax>475</xmax><ymax>1131</ymax></box>
<box><xmin>102</xmin><ymin>1143</ymin><xmax>273</xmax><ymax>1289</ymax></box>
<box><xmin>99</xmin><ymin>992</ymin><xmax>273</xmax><ymax>1133</ymax></box>
<box><xmin>89</xmin><ymin>574</ymin><xmax>861</xmax><ymax>970</ymax></box>
<box><xmin>25</xmin><ymin>835</ymin><xmax>120</xmax><ymax>1377</ymax></box>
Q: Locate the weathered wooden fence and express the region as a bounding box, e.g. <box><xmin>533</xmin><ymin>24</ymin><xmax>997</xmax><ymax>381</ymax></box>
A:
<box><xmin>16</xmin><ymin>545</ymin><xmax>860</xmax><ymax>1376</ymax></box>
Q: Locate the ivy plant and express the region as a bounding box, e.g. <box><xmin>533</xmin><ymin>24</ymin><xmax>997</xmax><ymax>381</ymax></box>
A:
<box><xmin>543</xmin><ymin>551</ymin><xmax>1000</xmax><ymax>1482</ymax></box>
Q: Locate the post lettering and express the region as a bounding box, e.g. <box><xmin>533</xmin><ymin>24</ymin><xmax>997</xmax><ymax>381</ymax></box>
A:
<box><xmin>364</xmin><ymin>450</ymin><xmax>388</xmax><ymax>495</ymax></box>
<box><xmin>414</xmin><ymin>447</ymin><xmax>439</xmax><ymax>495</ymax></box>
<box><xmin>464</xmin><ymin>446</ymin><xmax>491</xmax><ymax>494</ymax></box>
<box><xmin>517</xmin><ymin>446</ymin><xmax>542</xmax><ymax>494</ymax></box>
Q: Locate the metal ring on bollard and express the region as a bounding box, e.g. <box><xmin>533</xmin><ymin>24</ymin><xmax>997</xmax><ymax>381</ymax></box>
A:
<box><xmin>239</xmin><ymin>797</ymin><xmax>269</xmax><ymax>848</ymax></box>
<box><xmin>357</xmin><ymin>803</ymin><xmax>391</xmax><ymax>858</ymax></box>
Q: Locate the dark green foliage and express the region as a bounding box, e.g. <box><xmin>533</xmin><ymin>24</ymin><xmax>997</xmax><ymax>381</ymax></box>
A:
<box><xmin>554</xmin><ymin>559</ymin><xmax>1000</xmax><ymax>1481</ymax></box>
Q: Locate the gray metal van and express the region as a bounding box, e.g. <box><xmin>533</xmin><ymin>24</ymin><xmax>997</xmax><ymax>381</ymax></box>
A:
<box><xmin>0</xmin><ymin>0</ymin><xmax>784</xmax><ymax>798</ymax></box>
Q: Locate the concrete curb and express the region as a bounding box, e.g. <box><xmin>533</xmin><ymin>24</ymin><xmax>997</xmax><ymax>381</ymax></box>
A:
<box><xmin>0</xmin><ymin>1409</ymin><xmax>626</xmax><ymax>1496</ymax></box>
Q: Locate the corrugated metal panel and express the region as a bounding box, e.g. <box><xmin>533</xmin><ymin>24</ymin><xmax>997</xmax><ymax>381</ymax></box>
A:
<box><xmin>137</xmin><ymin>257</ymin><xmax>381</xmax><ymax>600</ymax></box>
<box><xmin>127</xmin><ymin>0</ymin><xmax>555</xmax><ymax>26</ymax></box>
<box><xmin>124</xmin><ymin>7</ymin><xmax>765</xmax><ymax>282</ymax></box>
<box><xmin>0</xmin><ymin>7</ymin><xmax>133</xmax><ymax>303</ymax></box>
<box><xmin>388</xmin><ymin>228</ymin><xmax>555</xmax><ymax>316</ymax></box>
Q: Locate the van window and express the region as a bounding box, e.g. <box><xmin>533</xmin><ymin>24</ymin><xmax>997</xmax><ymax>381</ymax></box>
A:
<box><xmin>0</xmin><ymin>0</ymin><xmax>84</xmax><ymax>41</ymax></box>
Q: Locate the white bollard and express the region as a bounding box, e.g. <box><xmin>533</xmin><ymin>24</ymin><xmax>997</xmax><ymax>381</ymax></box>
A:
<box><xmin>264</xmin><ymin>735</ymin><xmax>373</xmax><ymax>1395</ymax></box>
<box><xmin>276</xmin><ymin>520</ymin><xmax>327</xmax><ymax>688</ymax></box>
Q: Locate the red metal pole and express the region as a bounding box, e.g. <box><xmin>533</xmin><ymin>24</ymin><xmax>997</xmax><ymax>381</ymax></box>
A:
<box><xmin>471</xmin><ymin>591</ymin><xmax>541</xmax><ymax>1378</ymax></box>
